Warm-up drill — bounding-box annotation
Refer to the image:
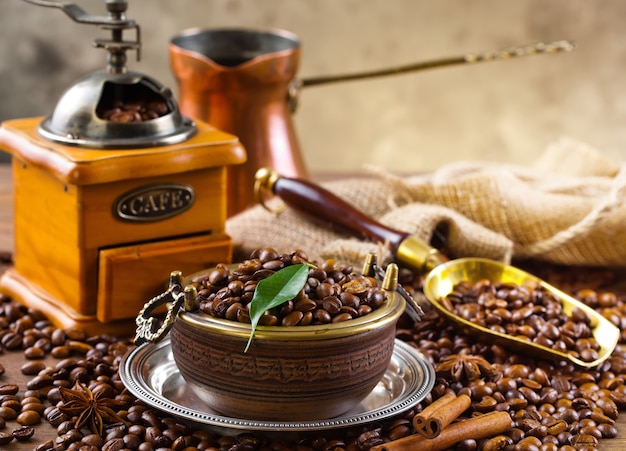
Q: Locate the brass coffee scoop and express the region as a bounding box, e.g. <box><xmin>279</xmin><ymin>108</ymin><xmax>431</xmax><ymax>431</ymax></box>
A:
<box><xmin>254</xmin><ymin>168</ymin><xmax>620</xmax><ymax>368</ymax></box>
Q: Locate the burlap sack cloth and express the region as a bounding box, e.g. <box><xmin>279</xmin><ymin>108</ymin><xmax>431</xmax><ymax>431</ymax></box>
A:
<box><xmin>227</xmin><ymin>137</ymin><xmax>626</xmax><ymax>269</ymax></box>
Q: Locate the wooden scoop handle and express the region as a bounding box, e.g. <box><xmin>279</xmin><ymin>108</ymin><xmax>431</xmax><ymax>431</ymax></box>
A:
<box><xmin>255</xmin><ymin>168</ymin><xmax>410</xmax><ymax>253</ymax></box>
<box><xmin>254</xmin><ymin>168</ymin><xmax>447</xmax><ymax>273</ymax></box>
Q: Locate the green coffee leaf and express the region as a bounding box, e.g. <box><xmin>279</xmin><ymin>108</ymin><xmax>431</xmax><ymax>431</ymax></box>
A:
<box><xmin>244</xmin><ymin>263</ymin><xmax>310</xmax><ymax>352</ymax></box>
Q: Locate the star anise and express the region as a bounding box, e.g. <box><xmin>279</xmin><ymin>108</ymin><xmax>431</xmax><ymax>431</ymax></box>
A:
<box><xmin>435</xmin><ymin>353</ymin><xmax>497</xmax><ymax>383</ymax></box>
<box><xmin>58</xmin><ymin>381</ymin><xmax>127</xmax><ymax>436</ymax></box>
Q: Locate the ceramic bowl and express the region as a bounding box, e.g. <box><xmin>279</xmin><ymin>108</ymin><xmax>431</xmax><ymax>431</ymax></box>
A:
<box><xmin>168</xmin><ymin>273</ymin><xmax>405</xmax><ymax>421</ymax></box>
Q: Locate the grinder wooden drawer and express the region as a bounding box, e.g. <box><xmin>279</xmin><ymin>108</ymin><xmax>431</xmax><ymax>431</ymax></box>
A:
<box><xmin>97</xmin><ymin>233</ymin><xmax>231</xmax><ymax>322</ymax></box>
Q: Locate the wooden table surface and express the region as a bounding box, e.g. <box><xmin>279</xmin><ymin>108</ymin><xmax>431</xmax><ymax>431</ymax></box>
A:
<box><xmin>1</xmin><ymin>163</ymin><xmax>626</xmax><ymax>450</ymax></box>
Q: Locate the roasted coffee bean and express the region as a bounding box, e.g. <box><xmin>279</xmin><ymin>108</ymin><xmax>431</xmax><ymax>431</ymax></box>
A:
<box><xmin>0</xmin><ymin>431</ymin><xmax>13</xmax><ymax>445</ymax></box>
<box><xmin>99</xmin><ymin>99</ymin><xmax>169</xmax><ymax>123</ymax></box>
<box><xmin>474</xmin><ymin>396</ymin><xmax>498</xmax><ymax>412</ymax></box>
<box><xmin>45</xmin><ymin>406</ymin><xmax>69</xmax><ymax>427</ymax></box>
<box><xmin>262</xmin><ymin>259</ymin><xmax>284</xmax><ymax>270</ymax></box>
<box><xmin>21</xmin><ymin>360</ymin><xmax>47</xmax><ymax>375</ymax></box>
<box><xmin>0</xmin><ymin>406</ymin><xmax>18</xmax><ymax>420</ymax></box>
<box><xmin>258</xmin><ymin>312</ymin><xmax>279</xmax><ymax>326</ymax></box>
<box><xmin>2</xmin><ymin>399</ymin><xmax>21</xmax><ymax>412</ymax></box>
<box><xmin>597</xmin><ymin>422</ymin><xmax>619</xmax><ymax>438</ymax></box>
<box><xmin>0</xmin><ymin>384</ymin><xmax>19</xmax><ymax>395</ymax></box>
<box><xmin>579</xmin><ymin>425</ymin><xmax>602</xmax><ymax>440</ymax></box>
<box><xmin>300</xmin><ymin>311</ymin><xmax>313</xmax><ymax>326</ymax></box>
<box><xmin>317</xmin><ymin>284</ymin><xmax>336</xmax><ymax>300</ymax></box>
<box><xmin>104</xmin><ymin>428</ymin><xmax>125</xmax><ymax>441</ymax></box>
<box><xmin>572</xmin><ymin>433</ymin><xmax>598</xmax><ymax>448</ymax></box>
<box><xmin>0</xmin><ymin>395</ymin><xmax>16</xmax><ymax>405</ymax></box>
<box><xmin>34</xmin><ymin>336</ymin><xmax>52</xmax><ymax>352</ymax></box>
<box><xmin>12</xmin><ymin>425</ymin><xmax>35</xmax><ymax>441</ymax></box>
<box><xmin>357</xmin><ymin>304</ymin><xmax>373</xmax><ymax>317</ymax></box>
<box><xmin>23</xmin><ymin>402</ymin><xmax>44</xmax><ymax>417</ymax></box>
<box><xmin>545</xmin><ymin>419</ymin><xmax>568</xmax><ymax>435</ymax></box>
<box><xmin>34</xmin><ymin>439</ymin><xmax>55</xmax><ymax>451</ymax></box>
<box><xmin>2</xmin><ymin>332</ymin><xmax>21</xmax><ymax>349</ymax></box>
<box><xmin>63</xmin><ymin>328</ymin><xmax>86</xmax><ymax>341</ymax></box>
<box><xmin>24</xmin><ymin>345</ymin><xmax>45</xmax><ymax>359</ymax></box>
<box><xmin>152</xmin><ymin>434</ymin><xmax>173</xmax><ymax>448</ymax></box>
<box><xmin>481</xmin><ymin>435</ymin><xmax>512</xmax><ymax>451</ymax></box>
<box><xmin>2</xmin><ymin>303</ymin><xmax>24</xmax><ymax>322</ymax></box>
<box><xmin>27</xmin><ymin>374</ymin><xmax>54</xmax><ymax>390</ymax></box>
<box><xmin>68</xmin><ymin>366</ymin><xmax>89</xmax><ymax>384</ymax></box>
<box><xmin>355</xmin><ymin>430</ymin><xmax>383</xmax><ymax>449</ymax></box>
<box><xmin>386</xmin><ymin>418</ymin><xmax>412</xmax><ymax>440</ymax></box>
<box><xmin>331</xmin><ymin>312</ymin><xmax>354</xmax><ymax>323</ymax></box>
<box><xmin>172</xmin><ymin>434</ymin><xmax>201</xmax><ymax>450</ymax></box>
<box><xmin>282</xmin><ymin>310</ymin><xmax>304</xmax><ymax>326</ymax></box>
<box><xmin>123</xmin><ymin>433</ymin><xmax>142</xmax><ymax>449</ymax></box>
<box><xmin>102</xmin><ymin>437</ymin><xmax>125</xmax><ymax>451</ymax></box>
<box><xmin>17</xmin><ymin>409</ymin><xmax>41</xmax><ymax>425</ymax></box>
<box><xmin>56</xmin><ymin>420</ymin><xmax>74</xmax><ymax>436</ymax></box>
<box><xmin>314</xmin><ymin>309</ymin><xmax>332</xmax><ymax>324</ymax></box>
<box><xmin>595</xmin><ymin>396</ymin><xmax>619</xmax><ymax>419</ymax></box>
<box><xmin>339</xmin><ymin>305</ymin><xmax>359</xmax><ymax>317</ymax></box>
<box><xmin>50</xmin><ymin>328</ymin><xmax>66</xmax><ymax>346</ymax></box>
<box><xmin>67</xmin><ymin>340</ymin><xmax>93</xmax><ymax>354</ymax></box>
<box><xmin>519</xmin><ymin>386</ymin><xmax>541</xmax><ymax>405</ymax></box>
<box><xmin>366</xmin><ymin>289</ymin><xmax>386</xmax><ymax>308</ymax></box>
<box><xmin>516</xmin><ymin>435</ymin><xmax>542</xmax><ymax>450</ymax></box>
<box><xmin>51</xmin><ymin>345</ymin><xmax>72</xmax><ymax>359</ymax></box>
<box><xmin>141</xmin><ymin>410</ymin><xmax>164</xmax><ymax>429</ymax></box>
<box><xmin>78</xmin><ymin>445</ymin><xmax>100</xmax><ymax>451</ymax></box>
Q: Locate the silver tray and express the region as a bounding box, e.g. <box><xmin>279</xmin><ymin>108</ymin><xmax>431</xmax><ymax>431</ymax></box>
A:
<box><xmin>120</xmin><ymin>338</ymin><xmax>435</xmax><ymax>436</ymax></box>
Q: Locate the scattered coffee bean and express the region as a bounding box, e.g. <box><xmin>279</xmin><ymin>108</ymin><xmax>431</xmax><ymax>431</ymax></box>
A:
<box><xmin>12</xmin><ymin>425</ymin><xmax>35</xmax><ymax>441</ymax></box>
<box><xmin>34</xmin><ymin>440</ymin><xmax>55</xmax><ymax>451</ymax></box>
<box><xmin>21</xmin><ymin>360</ymin><xmax>47</xmax><ymax>375</ymax></box>
<box><xmin>24</xmin><ymin>345</ymin><xmax>45</xmax><ymax>359</ymax></box>
<box><xmin>1</xmin><ymin>260</ymin><xmax>626</xmax><ymax>450</ymax></box>
<box><xmin>17</xmin><ymin>410</ymin><xmax>41</xmax><ymax>426</ymax></box>
<box><xmin>0</xmin><ymin>406</ymin><xmax>18</xmax><ymax>421</ymax></box>
<box><xmin>0</xmin><ymin>431</ymin><xmax>13</xmax><ymax>445</ymax></box>
<box><xmin>0</xmin><ymin>384</ymin><xmax>19</xmax><ymax>396</ymax></box>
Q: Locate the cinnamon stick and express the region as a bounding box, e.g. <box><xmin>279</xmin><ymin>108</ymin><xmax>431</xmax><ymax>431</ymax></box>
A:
<box><xmin>413</xmin><ymin>393</ymin><xmax>471</xmax><ymax>438</ymax></box>
<box><xmin>371</xmin><ymin>411</ymin><xmax>513</xmax><ymax>451</ymax></box>
<box><xmin>412</xmin><ymin>393</ymin><xmax>456</xmax><ymax>425</ymax></box>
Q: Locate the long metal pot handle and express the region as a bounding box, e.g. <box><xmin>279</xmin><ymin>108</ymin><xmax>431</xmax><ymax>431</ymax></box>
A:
<box><xmin>287</xmin><ymin>39</ymin><xmax>575</xmax><ymax>112</ymax></box>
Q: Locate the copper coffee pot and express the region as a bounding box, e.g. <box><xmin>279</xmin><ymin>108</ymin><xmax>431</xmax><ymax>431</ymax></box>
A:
<box><xmin>170</xmin><ymin>28</ymin><xmax>304</xmax><ymax>217</ymax></box>
<box><xmin>169</xmin><ymin>29</ymin><xmax>574</xmax><ymax>217</ymax></box>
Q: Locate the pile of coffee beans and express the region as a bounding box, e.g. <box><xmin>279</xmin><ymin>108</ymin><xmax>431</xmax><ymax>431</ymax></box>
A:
<box><xmin>97</xmin><ymin>99</ymin><xmax>169</xmax><ymax>123</ymax></box>
<box><xmin>0</xmin><ymin>260</ymin><xmax>626</xmax><ymax>450</ymax></box>
<box><xmin>189</xmin><ymin>248</ymin><xmax>387</xmax><ymax>326</ymax></box>
<box><xmin>439</xmin><ymin>279</ymin><xmax>601</xmax><ymax>362</ymax></box>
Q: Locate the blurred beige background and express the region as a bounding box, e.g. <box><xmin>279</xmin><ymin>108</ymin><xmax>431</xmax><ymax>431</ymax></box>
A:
<box><xmin>1</xmin><ymin>0</ymin><xmax>625</xmax><ymax>173</ymax></box>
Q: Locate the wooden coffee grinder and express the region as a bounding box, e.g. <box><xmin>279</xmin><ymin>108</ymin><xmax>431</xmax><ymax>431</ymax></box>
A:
<box><xmin>0</xmin><ymin>0</ymin><xmax>246</xmax><ymax>335</ymax></box>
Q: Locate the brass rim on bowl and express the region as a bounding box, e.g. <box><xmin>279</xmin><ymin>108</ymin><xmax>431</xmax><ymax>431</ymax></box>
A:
<box><xmin>177</xmin><ymin>293</ymin><xmax>406</xmax><ymax>341</ymax></box>
<box><xmin>134</xmin><ymin>259</ymin><xmax>407</xmax><ymax>346</ymax></box>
